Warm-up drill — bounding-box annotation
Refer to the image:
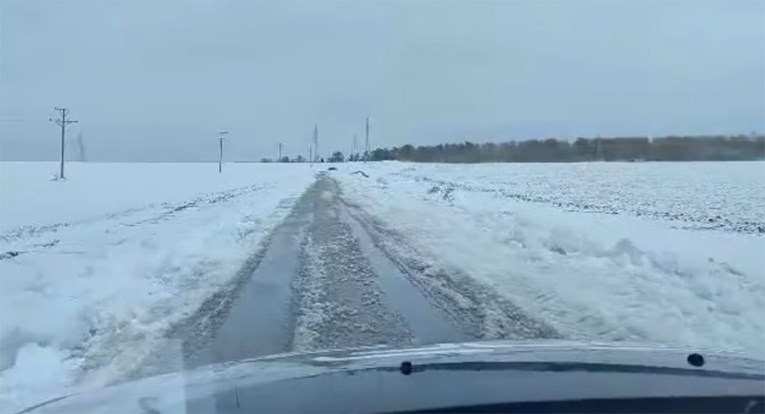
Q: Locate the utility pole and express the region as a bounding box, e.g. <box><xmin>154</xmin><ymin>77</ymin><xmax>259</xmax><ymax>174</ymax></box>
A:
<box><xmin>76</xmin><ymin>133</ymin><xmax>86</xmax><ymax>162</ymax></box>
<box><xmin>364</xmin><ymin>117</ymin><xmax>370</xmax><ymax>162</ymax></box>
<box><xmin>218</xmin><ymin>130</ymin><xmax>229</xmax><ymax>173</ymax></box>
<box><xmin>352</xmin><ymin>134</ymin><xmax>357</xmax><ymax>162</ymax></box>
<box><xmin>278</xmin><ymin>142</ymin><xmax>283</xmax><ymax>161</ymax></box>
<box><xmin>50</xmin><ymin>107</ymin><xmax>78</xmax><ymax>179</ymax></box>
<box><xmin>313</xmin><ymin>123</ymin><xmax>319</xmax><ymax>162</ymax></box>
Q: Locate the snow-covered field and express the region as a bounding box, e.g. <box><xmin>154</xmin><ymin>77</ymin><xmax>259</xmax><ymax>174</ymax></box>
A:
<box><xmin>387</xmin><ymin>162</ymin><xmax>765</xmax><ymax>234</ymax></box>
<box><xmin>1</xmin><ymin>160</ymin><xmax>763</xmax><ymax>412</ymax></box>
<box><xmin>0</xmin><ymin>162</ymin><xmax>316</xmax><ymax>412</ymax></box>
<box><xmin>334</xmin><ymin>161</ymin><xmax>765</xmax><ymax>357</ymax></box>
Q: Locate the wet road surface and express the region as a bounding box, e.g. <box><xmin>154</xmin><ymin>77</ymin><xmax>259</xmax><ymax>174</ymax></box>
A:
<box><xmin>176</xmin><ymin>173</ymin><xmax>559</xmax><ymax>370</ymax></box>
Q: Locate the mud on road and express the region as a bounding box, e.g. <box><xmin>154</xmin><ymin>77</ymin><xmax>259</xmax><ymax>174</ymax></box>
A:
<box><xmin>165</xmin><ymin>173</ymin><xmax>560</xmax><ymax>372</ymax></box>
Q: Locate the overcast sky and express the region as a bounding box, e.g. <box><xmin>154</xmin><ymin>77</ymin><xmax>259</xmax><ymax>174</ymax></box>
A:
<box><xmin>1</xmin><ymin>0</ymin><xmax>763</xmax><ymax>161</ymax></box>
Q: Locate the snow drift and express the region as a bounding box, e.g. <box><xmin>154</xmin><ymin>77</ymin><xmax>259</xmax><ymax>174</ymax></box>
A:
<box><xmin>334</xmin><ymin>161</ymin><xmax>765</xmax><ymax>358</ymax></box>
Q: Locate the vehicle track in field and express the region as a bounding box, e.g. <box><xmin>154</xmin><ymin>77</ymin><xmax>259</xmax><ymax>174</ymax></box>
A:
<box><xmin>0</xmin><ymin>184</ymin><xmax>263</xmax><ymax>261</ymax></box>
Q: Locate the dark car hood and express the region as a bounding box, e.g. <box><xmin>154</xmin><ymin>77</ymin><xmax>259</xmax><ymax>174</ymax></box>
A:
<box><xmin>20</xmin><ymin>340</ymin><xmax>765</xmax><ymax>413</ymax></box>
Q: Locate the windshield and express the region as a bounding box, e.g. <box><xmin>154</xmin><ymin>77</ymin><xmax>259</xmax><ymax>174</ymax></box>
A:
<box><xmin>1</xmin><ymin>0</ymin><xmax>764</xmax><ymax>412</ymax></box>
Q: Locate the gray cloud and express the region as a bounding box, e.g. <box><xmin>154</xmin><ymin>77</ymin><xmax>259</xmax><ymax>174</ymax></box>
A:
<box><xmin>1</xmin><ymin>0</ymin><xmax>763</xmax><ymax>161</ymax></box>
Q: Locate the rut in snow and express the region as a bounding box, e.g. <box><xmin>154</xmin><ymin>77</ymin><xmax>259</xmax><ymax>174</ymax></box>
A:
<box><xmin>147</xmin><ymin>173</ymin><xmax>560</xmax><ymax>379</ymax></box>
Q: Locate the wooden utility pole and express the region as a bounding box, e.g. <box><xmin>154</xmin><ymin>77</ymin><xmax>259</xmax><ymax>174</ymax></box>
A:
<box><xmin>50</xmin><ymin>107</ymin><xmax>78</xmax><ymax>179</ymax></box>
<box><xmin>218</xmin><ymin>130</ymin><xmax>229</xmax><ymax>173</ymax></box>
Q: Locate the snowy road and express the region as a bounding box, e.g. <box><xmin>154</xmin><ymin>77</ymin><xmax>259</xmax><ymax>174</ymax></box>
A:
<box><xmin>2</xmin><ymin>161</ymin><xmax>762</xmax><ymax>413</ymax></box>
<box><xmin>174</xmin><ymin>173</ymin><xmax>558</xmax><ymax>369</ymax></box>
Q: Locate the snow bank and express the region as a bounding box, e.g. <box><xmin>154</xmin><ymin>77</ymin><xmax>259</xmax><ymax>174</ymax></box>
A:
<box><xmin>0</xmin><ymin>162</ymin><xmax>316</xmax><ymax>413</ymax></box>
<box><xmin>335</xmin><ymin>161</ymin><xmax>765</xmax><ymax>358</ymax></box>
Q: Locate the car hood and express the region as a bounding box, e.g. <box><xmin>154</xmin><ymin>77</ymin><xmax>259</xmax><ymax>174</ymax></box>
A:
<box><xmin>19</xmin><ymin>340</ymin><xmax>765</xmax><ymax>413</ymax></box>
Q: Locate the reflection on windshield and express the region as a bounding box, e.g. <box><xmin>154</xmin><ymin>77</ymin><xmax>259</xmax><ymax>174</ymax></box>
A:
<box><xmin>1</xmin><ymin>0</ymin><xmax>764</xmax><ymax>412</ymax></box>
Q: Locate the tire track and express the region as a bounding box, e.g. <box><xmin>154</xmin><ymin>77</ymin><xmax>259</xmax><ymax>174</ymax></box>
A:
<box><xmin>291</xmin><ymin>176</ymin><xmax>411</xmax><ymax>351</ymax></box>
<box><xmin>161</xmin><ymin>172</ymin><xmax>557</xmax><ymax>380</ymax></box>
<box><xmin>0</xmin><ymin>185</ymin><xmax>264</xmax><ymax>260</ymax></box>
<box><xmin>340</xmin><ymin>196</ymin><xmax>562</xmax><ymax>341</ymax></box>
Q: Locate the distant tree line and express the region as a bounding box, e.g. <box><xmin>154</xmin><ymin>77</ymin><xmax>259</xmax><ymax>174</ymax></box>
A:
<box><xmin>362</xmin><ymin>134</ymin><xmax>765</xmax><ymax>163</ymax></box>
<box><xmin>254</xmin><ymin>134</ymin><xmax>764</xmax><ymax>164</ymax></box>
<box><xmin>260</xmin><ymin>151</ymin><xmax>360</xmax><ymax>163</ymax></box>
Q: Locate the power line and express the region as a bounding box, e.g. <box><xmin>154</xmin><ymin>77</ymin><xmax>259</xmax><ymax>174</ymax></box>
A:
<box><xmin>49</xmin><ymin>107</ymin><xmax>78</xmax><ymax>180</ymax></box>
<box><xmin>0</xmin><ymin>117</ymin><xmax>26</xmax><ymax>123</ymax></box>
